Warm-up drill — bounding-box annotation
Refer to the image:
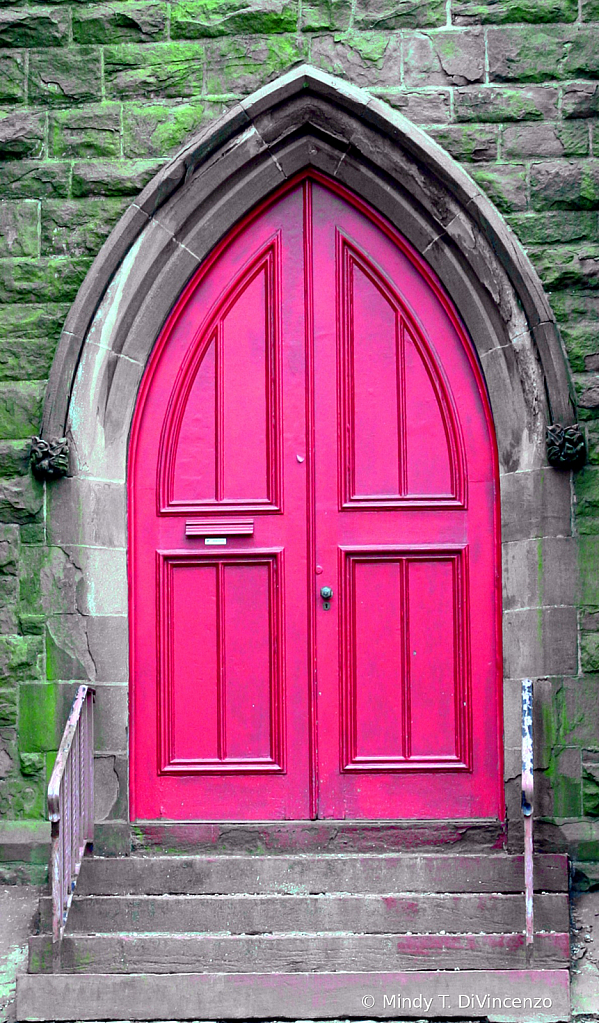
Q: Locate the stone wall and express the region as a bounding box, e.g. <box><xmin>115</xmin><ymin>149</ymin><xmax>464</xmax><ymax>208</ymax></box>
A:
<box><xmin>1</xmin><ymin>0</ymin><xmax>599</xmax><ymax>878</ymax></box>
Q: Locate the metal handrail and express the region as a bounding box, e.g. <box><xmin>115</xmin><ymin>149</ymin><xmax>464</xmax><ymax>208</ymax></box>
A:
<box><xmin>521</xmin><ymin>677</ymin><xmax>534</xmax><ymax>965</ymax></box>
<box><xmin>48</xmin><ymin>684</ymin><xmax>95</xmax><ymax>967</ymax></box>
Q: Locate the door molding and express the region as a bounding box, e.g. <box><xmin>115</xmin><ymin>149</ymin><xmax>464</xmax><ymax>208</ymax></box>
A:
<box><xmin>40</xmin><ymin>64</ymin><xmax>578</xmax><ymax>852</ymax></box>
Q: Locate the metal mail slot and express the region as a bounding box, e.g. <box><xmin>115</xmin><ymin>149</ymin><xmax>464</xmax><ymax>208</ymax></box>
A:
<box><xmin>185</xmin><ymin>518</ymin><xmax>254</xmax><ymax>538</ymax></box>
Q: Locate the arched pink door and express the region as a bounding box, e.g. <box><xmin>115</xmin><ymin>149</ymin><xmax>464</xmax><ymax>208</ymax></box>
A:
<box><xmin>129</xmin><ymin>175</ymin><xmax>503</xmax><ymax>822</ymax></box>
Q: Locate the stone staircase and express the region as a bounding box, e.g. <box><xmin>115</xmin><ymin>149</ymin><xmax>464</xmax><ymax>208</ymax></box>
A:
<box><xmin>17</xmin><ymin>851</ymin><xmax>571</xmax><ymax>1021</ymax></box>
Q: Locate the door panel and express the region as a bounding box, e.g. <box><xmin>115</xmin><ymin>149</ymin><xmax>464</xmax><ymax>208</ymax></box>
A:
<box><xmin>129</xmin><ymin>174</ymin><xmax>503</xmax><ymax>822</ymax></box>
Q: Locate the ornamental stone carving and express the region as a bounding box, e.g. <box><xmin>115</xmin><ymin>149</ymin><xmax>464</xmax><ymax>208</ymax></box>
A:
<box><xmin>30</xmin><ymin>436</ymin><xmax>70</xmax><ymax>481</ymax></box>
<box><xmin>546</xmin><ymin>424</ymin><xmax>586</xmax><ymax>471</ymax></box>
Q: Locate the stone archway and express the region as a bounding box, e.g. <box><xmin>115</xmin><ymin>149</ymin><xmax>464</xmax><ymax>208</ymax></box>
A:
<box><xmin>39</xmin><ymin>65</ymin><xmax>578</xmax><ymax>850</ymax></box>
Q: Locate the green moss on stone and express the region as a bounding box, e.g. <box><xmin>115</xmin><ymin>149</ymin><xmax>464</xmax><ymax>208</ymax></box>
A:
<box><xmin>354</xmin><ymin>0</ymin><xmax>445</xmax><ymax>30</ymax></box>
<box><xmin>122</xmin><ymin>100</ymin><xmax>220</xmax><ymax>157</ymax></box>
<box><xmin>171</xmin><ymin>0</ymin><xmax>298</xmax><ymax>39</ymax></box>
<box><xmin>205</xmin><ymin>34</ymin><xmax>307</xmax><ymax>95</ymax></box>
<box><xmin>41</xmin><ymin>197</ymin><xmax>130</xmax><ymax>257</ymax></box>
<box><xmin>104</xmin><ymin>41</ymin><xmax>205</xmax><ymax>99</ymax></box>
<box><xmin>470</xmin><ymin>163</ymin><xmax>528</xmax><ymax>212</ymax></box>
<box><xmin>454</xmin><ymin>0</ymin><xmax>578</xmax><ymax>23</ymax></box>
<box><xmin>73</xmin><ymin>1</ymin><xmax>168</xmax><ymax>45</ymax></box>
<box><xmin>507</xmin><ymin>211</ymin><xmax>599</xmax><ymax>246</ymax></box>
<box><xmin>0</xmin><ymin>201</ymin><xmax>39</xmax><ymax>260</ymax></box>
<box><xmin>49</xmin><ymin>104</ymin><xmax>122</xmax><ymax>160</ymax></box>
<box><xmin>0</xmin><ymin>382</ymin><xmax>43</xmax><ymax>440</ymax></box>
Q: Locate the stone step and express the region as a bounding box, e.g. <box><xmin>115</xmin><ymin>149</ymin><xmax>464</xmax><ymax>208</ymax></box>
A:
<box><xmin>28</xmin><ymin>930</ymin><xmax>570</xmax><ymax>975</ymax></box>
<box><xmin>38</xmin><ymin>891</ymin><xmax>569</xmax><ymax>935</ymax></box>
<box><xmin>16</xmin><ymin>968</ymin><xmax>571</xmax><ymax>1021</ymax></box>
<box><xmin>130</xmin><ymin>818</ymin><xmax>506</xmax><ymax>856</ymax></box>
<box><xmin>76</xmin><ymin>852</ymin><xmax>569</xmax><ymax>896</ymax></box>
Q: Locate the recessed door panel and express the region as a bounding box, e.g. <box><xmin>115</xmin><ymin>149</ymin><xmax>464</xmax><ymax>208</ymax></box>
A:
<box><xmin>130</xmin><ymin>173</ymin><xmax>502</xmax><ymax>823</ymax></box>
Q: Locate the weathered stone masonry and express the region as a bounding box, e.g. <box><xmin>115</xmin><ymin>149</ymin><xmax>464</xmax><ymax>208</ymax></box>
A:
<box><xmin>1</xmin><ymin>0</ymin><xmax>599</xmax><ymax>878</ymax></box>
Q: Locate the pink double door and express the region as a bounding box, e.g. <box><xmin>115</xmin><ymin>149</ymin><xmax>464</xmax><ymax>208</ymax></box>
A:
<box><xmin>129</xmin><ymin>176</ymin><xmax>503</xmax><ymax>822</ymax></box>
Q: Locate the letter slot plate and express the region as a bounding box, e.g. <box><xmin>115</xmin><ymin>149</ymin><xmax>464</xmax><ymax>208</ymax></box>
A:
<box><xmin>186</xmin><ymin>518</ymin><xmax>254</xmax><ymax>538</ymax></box>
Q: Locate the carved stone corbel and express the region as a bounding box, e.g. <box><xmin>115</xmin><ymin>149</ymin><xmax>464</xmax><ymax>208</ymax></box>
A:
<box><xmin>30</xmin><ymin>436</ymin><xmax>70</xmax><ymax>481</ymax></box>
<box><xmin>546</xmin><ymin>423</ymin><xmax>586</xmax><ymax>470</ymax></box>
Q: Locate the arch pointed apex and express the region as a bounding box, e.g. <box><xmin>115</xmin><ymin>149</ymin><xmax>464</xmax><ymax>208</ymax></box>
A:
<box><xmin>43</xmin><ymin>63</ymin><xmax>574</xmax><ymax>456</ymax></box>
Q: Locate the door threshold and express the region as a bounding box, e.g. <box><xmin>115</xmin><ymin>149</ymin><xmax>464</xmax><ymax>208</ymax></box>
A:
<box><xmin>118</xmin><ymin>818</ymin><xmax>507</xmax><ymax>857</ymax></box>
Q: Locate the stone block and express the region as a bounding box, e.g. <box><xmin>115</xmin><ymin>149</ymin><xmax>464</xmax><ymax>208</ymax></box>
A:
<box><xmin>582</xmin><ymin>762</ymin><xmax>599</xmax><ymax>815</ymax></box>
<box><xmin>123</xmin><ymin>100</ymin><xmax>220</xmax><ymax>157</ymax></box>
<box><xmin>0</xmin><ymin>52</ymin><xmax>25</xmax><ymax>105</ymax></box>
<box><xmin>73</xmin><ymin>2</ymin><xmax>168</xmax><ymax>44</ymax></box>
<box><xmin>104</xmin><ymin>41</ymin><xmax>205</xmax><ymax>99</ymax></box>
<box><xmin>558</xmin><ymin>322</ymin><xmax>599</xmax><ymax>373</ymax></box>
<box><xmin>531</xmin><ymin>159</ymin><xmax>599</xmax><ymax>211</ymax></box>
<box><xmin>455</xmin><ymin>84</ymin><xmax>559</xmax><ymax>122</ymax></box>
<box><xmin>502</xmin><ymin>536</ymin><xmax>578</xmax><ymax>611</ymax></box>
<box><xmin>45</xmin><ymin>613</ymin><xmax>95</xmax><ymax>682</ymax></box>
<box><xmin>86</xmin><ymin>616</ymin><xmax>128</xmax><ymax>684</ymax></box>
<box><xmin>375</xmin><ymin>88</ymin><xmax>451</xmax><ymax>123</ymax></box>
<box><xmin>205</xmin><ymin>34</ymin><xmax>308</xmax><ymax>95</ymax></box>
<box><xmin>0</xmin><ymin>200</ymin><xmax>39</xmax><ymax>258</ymax></box>
<box><xmin>0</xmin><ymin>476</ymin><xmax>42</xmax><ymax>524</ymax></box>
<box><xmin>501</xmin><ymin>468</ymin><xmax>572</xmax><ymax>542</ymax></box>
<box><xmin>488</xmin><ymin>25</ymin><xmax>573</xmax><ymax>83</ymax></box>
<box><xmin>41</xmin><ymin>197</ymin><xmax>129</xmax><ymax>257</ymax></box>
<box><xmin>530</xmin><ymin>243</ymin><xmax>599</xmax><ymax>290</ymax></box>
<box><xmin>453</xmin><ymin>0</ymin><xmax>578</xmax><ymax>21</ymax></box>
<box><xmin>93</xmin><ymin>821</ymin><xmax>131</xmax><ymax>856</ymax></box>
<box><xmin>0</xmin><ymin>256</ymin><xmax>91</xmax><ymax>303</ymax></box>
<box><xmin>506</xmin><ymin>211</ymin><xmax>599</xmax><ymax>246</ymax></box>
<box><xmin>586</xmin><ymin>422</ymin><xmax>599</xmax><ymax>465</ymax></box>
<box><xmin>18</xmin><ymin>682</ymin><xmax>79</xmax><ymax>753</ymax></box>
<box><xmin>502</xmin><ymin>122</ymin><xmax>588</xmax><ymax>159</ymax></box>
<box><xmin>426</xmin><ymin>124</ymin><xmax>499</xmax><ymax>161</ymax></box>
<box><xmin>28</xmin><ymin>48</ymin><xmax>102</xmax><ymax>107</ymax></box>
<box><xmin>171</xmin><ymin>0</ymin><xmax>297</xmax><ymax>38</ymax></box>
<box><xmin>0</xmin><ymin>767</ymin><xmax>44</xmax><ymax>819</ymax></box>
<box><xmin>0</xmin><ymin>635</ymin><xmax>43</xmax><ymax>683</ymax></box>
<box><xmin>503</xmin><ymin>606</ymin><xmax>578</xmax><ymax>677</ymax></box>
<box><xmin>47</xmin><ymin>476</ymin><xmax>126</xmax><ymax>548</ymax></box>
<box><xmin>0</xmin><ymin>338</ymin><xmax>56</xmax><ymax>381</ymax></box>
<box><xmin>583</xmin><ymin>0</ymin><xmax>599</xmax><ymax>15</ymax></box>
<box><xmin>354</xmin><ymin>0</ymin><xmax>445</xmax><ymax>29</ymax></box>
<box><xmin>0</xmin><ymin>111</ymin><xmax>45</xmax><ymax>160</ymax></box>
<box><xmin>0</xmin><ymin>302</ymin><xmax>68</xmax><ymax>339</ymax></box>
<box><xmin>576</xmin><ymin>466</ymin><xmax>599</xmax><ymax>533</ymax></box>
<box><xmin>560</xmin><ymin>675</ymin><xmax>599</xmax><ymax>747</ymax></box>
<box><xmin>562</xmin><ymin>82</ymin><xmax>599</xmax><ymax>119</ymax></box>
<box><xmin>0</xmin><ymin>820</ymin><xmax>49</xmax><ymax>862</ymax></box>
<box><xmin>94</xmin><ymin>753</ymin><xmax>128</xmax><ymax>822</ymax></box>
<box><xmin>404</xmin><ymin>29</ymin><xmax>484</xmax><ymax>87</ymax></box>
<box><xmin>564</xmin><ymin>28</ymin><xmax>599</xmax><ymax>79</ymax></box>
<box><xmin>60</xmin><ymin>545</ymin><xmax>127</xmax><ymax>617</ymax></box>
<box><xmin>551</xmin><ymin>289</ymin><xmax>599</xmax><ymax>325</ymax></box>
<box><xmin>580</xmin><ymin>537</ymin><xmax>599</xmax><ymax>607</ymax></box>
<box><xmin>470</xmin><ymin>163</ymin><xmax>528</xmax><ymax>212</ymax></box>
<box><xmin>94</xmin><ymin>687</ymin><xmax>128</xmax><ymax>752</ymax></box>
<box><xmin>71</xmin><ymin>158</ymin><xmax>163</xmax><ymax>198</ymax></box>
<box><xmin>0</xmin><ymin>8</ymin><xmax>69</xmax><ymax>48</ymax></box>
<box><xmin>300</xmin><ymin>0</ymin><xmax>352</xmax><ymax>31</ymax></box>
<box><xmin>577</xmin><ymin>373</ymin><xmax>599</xmax><ymax>410</ymax></box>
<box><xmin>0</xmin><ymin>382</ymin><xmax>43</xmax><ymax>440</ymax></box>
<box><xmin>49</xmin><ymin>104</ymin><xmax>121</xmax><ymax>159</ymax></box>
<box><xmin>0</xmin><ymin>160</ymin><xmax>69</xmax><ymax>199</ymax></box>
<box><xmin>0</xmin><ymin>686</ymin><xmax>15</xmax><ymax>726</ymax></box>
<box><xmin>552</xmin><ymin>747</ymin><xmax>583</xmax><ymax>818</ymax></box>
<box><xmin>582</xmin><ymin>631</ymin><xmax>599</xmax><ymax>671</ymax></box>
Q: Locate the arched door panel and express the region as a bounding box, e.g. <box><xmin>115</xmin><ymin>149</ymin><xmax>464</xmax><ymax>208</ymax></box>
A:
<box><xmin>129</xmin><ymin>175</ymin><xmax>503</xmax><ymax>822</ymax></box>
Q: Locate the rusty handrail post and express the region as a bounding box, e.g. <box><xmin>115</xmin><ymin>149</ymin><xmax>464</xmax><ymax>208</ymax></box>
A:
<box><xmin>521</xmin><ymin>677</ymin><xmax>534</xmax><ymax>966</ymax></box>
<box><xmin>48</xmin><ymin>684</ymin><xmax>95</xmax><ymax>972</ymax></box>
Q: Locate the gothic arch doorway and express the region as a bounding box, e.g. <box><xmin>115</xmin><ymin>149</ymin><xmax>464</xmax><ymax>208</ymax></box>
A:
<box><xmin>129</xmin><ymin>173</ymin><xmax>502</xmax><ymax>822</ymax></box>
